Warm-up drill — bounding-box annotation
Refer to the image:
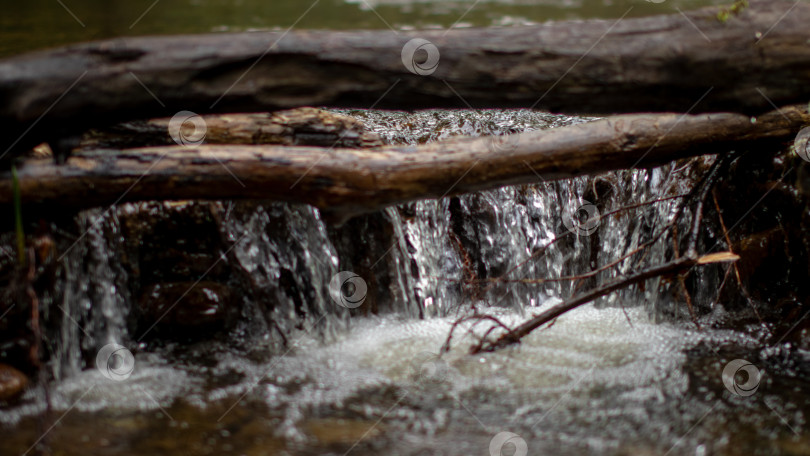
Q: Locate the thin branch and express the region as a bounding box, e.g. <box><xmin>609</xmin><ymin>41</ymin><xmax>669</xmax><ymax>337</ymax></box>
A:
<box><xmin>711</xmin><ymin>189</ymin><xmax>764</xmax><ymax>323</ymax></box>
<box><xmin>469</xmin><ymin>154</ymin><xmax>735</xmax><ymax>353</ymax></box>
<box><xmin>472</xmin><ymin>256</ymin><xmax>699</xmax><ymax>353</ymax></box>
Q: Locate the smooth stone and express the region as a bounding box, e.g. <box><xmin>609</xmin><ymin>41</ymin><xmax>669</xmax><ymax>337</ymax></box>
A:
<box><xmin>0</xmin><ymin>363</ymin><xmax>28</xmax><ymax>403</ymax></box>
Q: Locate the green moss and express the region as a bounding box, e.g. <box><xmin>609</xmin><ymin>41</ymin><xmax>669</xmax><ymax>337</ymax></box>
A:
<box><xmin>731</xmin><ymin>0</ymin><xmax>749</xmax><ymax>14</ymax></box>
<box><xmin>717</xmin><ymin>0</ymin><xmax>749</xmax><ymax>23</ymax></box>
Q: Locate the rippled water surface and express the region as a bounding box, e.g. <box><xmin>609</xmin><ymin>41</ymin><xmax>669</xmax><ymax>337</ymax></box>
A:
<box><xmin>1</xmin><ymin>0</ymin><xmax>731</xmax><ymax>57</ymax></box>
<box><xmin>4</xmin><ymin>307</ymin><xmax>798</xmax><ymax>456</ymax></box>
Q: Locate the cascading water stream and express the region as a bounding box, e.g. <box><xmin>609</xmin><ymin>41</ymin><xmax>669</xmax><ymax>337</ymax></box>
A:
<box><xmin>13</xmin><ymin>110</ymin><xmax>699</xmax><ymax>403</ymax></box>
<box><xmin>1</xmin><ymin>110</ymin><xmax>805</xmax><ymax>456</ymax></box>
<box><xmin>53</xmin><ymin>210</ymin><xmax>132</xmax><ymax>381</ymax></box>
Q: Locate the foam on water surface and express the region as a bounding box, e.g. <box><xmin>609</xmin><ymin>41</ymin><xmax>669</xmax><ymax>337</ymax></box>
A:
<box><xmin>2</xmin><ymin>108</ymin><xmax>808</xmax><ymax>454</ymax></box>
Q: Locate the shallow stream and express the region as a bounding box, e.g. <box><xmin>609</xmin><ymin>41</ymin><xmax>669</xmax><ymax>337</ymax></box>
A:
<box><xmin>1</xmin><ymin>107</ymin><xmax>808</xmax><ymax>455</ymax></box>
<box><xmin>2</xmin><ymin>1</ymin><xmax>809</xmax><ymax>455</ymax></box>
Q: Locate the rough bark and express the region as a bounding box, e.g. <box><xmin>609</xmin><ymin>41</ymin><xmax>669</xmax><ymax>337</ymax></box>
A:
<box><xmin>80</xmin><ymin>108</ymin><xmax>383</xmax><ymax>150</ymax></box>
<box><xmin>1</xmin><ymin>1</ymin><xmax>809</xmax><ymax>162</ymax></box>
<box><xmin>2</xmin><ymin>105</ymin><xmax>807</xmax><ymax>222</ymax></box>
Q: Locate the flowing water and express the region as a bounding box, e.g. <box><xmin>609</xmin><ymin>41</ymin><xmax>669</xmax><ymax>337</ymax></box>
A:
<box><xmin>1</xmin><ymin>109</ymin><xmax>808</xmax><ymax>455</ymax></box>
<box><xmin>2</xmin><ymin>1</ymin><xmax>810</xmax><ymax>455</ymax></box>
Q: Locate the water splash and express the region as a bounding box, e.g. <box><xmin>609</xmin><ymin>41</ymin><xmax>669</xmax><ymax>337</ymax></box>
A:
<box><xmin>1</xmin><ymin>109</ymin><xmax>805</xmax><ymax>455</ymax></box>
<box><xmin>52</xmin><ymin>209</ymin><xmax>131</xmax><ymax>381</ymax></box>
<box><xmin>33</xmin><ymin>109</ymin><xmax>702</xmax><ymax>381</ymax></box>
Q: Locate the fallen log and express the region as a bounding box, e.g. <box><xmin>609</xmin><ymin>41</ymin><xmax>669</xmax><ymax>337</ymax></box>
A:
<box><xmin>1</xmin><ymin>105</ymin><xmax>807</xmax><ymax>222</ymax></box>
<box><xmin>27</xmin><ymin>108</ymin><xmax>382</xmax><ymax>159</ymax></box>
<box><xmin>1</xmin><ymin>1</ymin><xmax>810</xmax><ymax>162</ymax></box>
<box><xmin>80</xmin><ymin>108</ymin><xmax>383</xmax><ymax>150</ymax></box>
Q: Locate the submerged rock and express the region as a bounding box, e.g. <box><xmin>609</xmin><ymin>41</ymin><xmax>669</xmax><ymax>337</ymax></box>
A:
<box><xmin>138</xmin><ymin>281</ymin><xmax>232</xmax><ymax>335</ymax></box>
<box><xmin>0</xmin><ymin>363</ymin><xmax>27</xmax><ymax>403</ymax></box>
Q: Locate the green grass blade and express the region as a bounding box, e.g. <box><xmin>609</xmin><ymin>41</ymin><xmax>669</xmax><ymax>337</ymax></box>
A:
<box><xmin>11</xmin><ymin>164</ymin><xmax>25</xmax><ymax>264</ymax></box>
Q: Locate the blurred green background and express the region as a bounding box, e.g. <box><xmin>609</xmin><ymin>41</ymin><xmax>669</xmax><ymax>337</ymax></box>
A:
<box><xmin>0</xmin><ymin>0</ymin><xmax>731</xmax><ymax>57</ymax></box>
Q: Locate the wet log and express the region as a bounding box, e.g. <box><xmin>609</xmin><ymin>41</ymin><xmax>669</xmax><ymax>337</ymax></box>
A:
<box><xmin>27</xmin><ymin>107</ymin><xmax>382</xmax><ymax>160</ymax></box>
<box><xmin>80</xmin><ymin>108</ymin><xmax>383</xmax><ymax>150</ymax></box>
<box><xmin>1</xmin><ymin>1</ymin><xmax>810</xmax><ymax>162</ymax></box>
<box><xmin>1</xmin><ymin>105</ymin><xmax>807</xmax><ymax>222</ymax></box>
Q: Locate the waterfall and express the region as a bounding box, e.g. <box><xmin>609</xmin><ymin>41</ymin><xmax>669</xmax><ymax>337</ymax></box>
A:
<box><xmin>51</xmin><ymin>209</ymin><xmax>132</xmax><ymax>381</ymax></box>
<box><xmin>5</xmin><ymin>113</ymin><xmax>786</xmax><ymax>456</ymax></box>
<box><xmin>30</xmin><ymin>111</ymin><xmax>710</xmax><ymax>382</ymax></box>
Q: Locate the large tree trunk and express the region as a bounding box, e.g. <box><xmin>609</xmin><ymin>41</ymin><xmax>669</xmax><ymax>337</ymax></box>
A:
<box><xmin>1</xmin><ymin>1</ymin><xmax>809</xmax><ymax>162</ymax></box>
<box><xmin>2</xmin><ymin>105</ymin><xmax>807</xmax><ymax>222</ymax></box>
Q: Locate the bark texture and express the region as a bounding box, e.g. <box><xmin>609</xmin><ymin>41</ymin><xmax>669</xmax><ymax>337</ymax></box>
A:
<box><xmin>1</xmin><ymin>1</ymin><xmax>809</xmax><ymax>162</ymax></box>
<box><xmin>80</xmin><ymin>108</ymin><xmax>383</xmax><ymax>150</ymax></box>
<box><xmin>2</xmin><ymin>105</ymin><xmax>807</xmax><ymax>222</ymax></box>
